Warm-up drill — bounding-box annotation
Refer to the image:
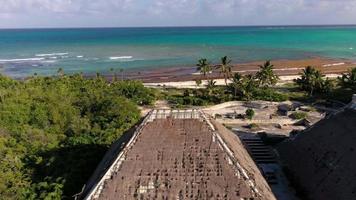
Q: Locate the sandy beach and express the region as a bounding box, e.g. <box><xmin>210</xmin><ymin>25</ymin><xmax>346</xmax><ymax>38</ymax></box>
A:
<box><xmin>117</xmin><ymin>57</ymin><xmax>356</xmax><ymax>87</ymax></box>
<box><xmin>143</xmin><ymin>74</ymin><xmax>341</xmax><ymax>89</ymax></box>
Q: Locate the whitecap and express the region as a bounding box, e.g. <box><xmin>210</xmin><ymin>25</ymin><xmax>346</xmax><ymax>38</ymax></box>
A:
<box><xmin>350</xmin><ymin>47</ymin><xmax>354</xmax><ymax>50</ymax></box>
<box><xmin>84</xmin><ymin>57</ymin><xmax>99</xmax><ymax>61</ymax></box>
<box><xmin>323</xmin><ymin>62</ymin><xmax>345</xmax><ymax>67</ymax></box>
<box><xmin>77</xmin><ymin>55</ymin><xmax>84</xmax><ymax>58</ymax></box>
<box><xmin>0</xmin><ymin>58</ymin><xmax>45</xmax><ymax>63</ymax></box>
<box><xmin>42</xmin><ymin>60</ymin><xmax>57</xmax><ymax>63</ymax></box>
<box><xmin>109</xmin><ymin>56</ymin><xmax>133</xmax><ymax>60</ymax></box>
<box><xmin>36</xmin><ymin>53</ymin><xmax>69</xmax><ymax>57</ymax></box>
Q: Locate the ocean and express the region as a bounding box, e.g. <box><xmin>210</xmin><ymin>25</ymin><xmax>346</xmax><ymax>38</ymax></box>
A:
<box><xmin>0</xmin><ymin>26</ymin><xmax>356</xmax><ymax>78</ymax></box>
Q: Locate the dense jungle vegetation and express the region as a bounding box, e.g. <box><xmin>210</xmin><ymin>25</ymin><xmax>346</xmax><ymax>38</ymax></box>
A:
<box><xmin>0</xmin><ymin>74</ymin><xmax>156</xmax><ymax>200</ymax></box>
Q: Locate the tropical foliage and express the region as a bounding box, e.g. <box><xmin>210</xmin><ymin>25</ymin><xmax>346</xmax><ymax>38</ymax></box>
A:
<box><xmin>295</xmin><ymin>66</ymin><xmax>333</xmax><ymax>96</ymax></box>
<box><xmin>0</xmin><ymin>74</ymin><xmax>156</xmax><ymax>200</ymax></box>
<box><xmin>166</xmin><ymin>59</ymin><xmax>288</xmax><ymax>107</ymax></box>
<box><xmin>196</xmin><ymin>58</ymin><xmax>212</xmax><ymax>79</ymax></box>
<box><xmin>255</xmin><ymin>60</ymin><xmax>279</xmax><ymax>87</ymax></box>
<box><xmin>245</xmin><ymin>108</ymin><xmax>255</xmax><ymax>120</ymax></box>
<box><xmin>217</xmin><ymin>56</ymin><xmax>233</xmax><ymax>85</ymax></box>
<box><xmin>290</xmin><ymin>112</ymin><xmax>308</xmax><ymax>120</ymax></box>
<box><xmin>338</xmin><ymin>67</ymin><xmax>356</xmax><ymax>91</ymax></box>
<box><xmin>229</xmin><ymin>74</ymin><xmax>258</xmax><ymax>101</ymax></box>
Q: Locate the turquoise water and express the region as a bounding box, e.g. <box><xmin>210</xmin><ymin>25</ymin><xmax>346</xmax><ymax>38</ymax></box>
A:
<box><xmin>0</xmin><ymin>26</ymin><xmax>356</xmax><ymax>78</ymax></box>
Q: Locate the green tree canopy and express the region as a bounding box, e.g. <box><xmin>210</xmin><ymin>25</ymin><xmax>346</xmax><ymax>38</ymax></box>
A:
<box><xmin>217</xmin><ymin>56</ymin><xmax>233</xmax><ymax>86</ymax></box>
<box><xmin>255</xmin><ymin>60</ymin><xmax>279</xmax><ymax>87</ymax></box>
<box><xmin>196</xmin><ymin>58</ymin><xmax>212</xmax><ymax>79</ymax></box>
<box><xmin>0</xmin><ymin>74</ymin><xmax>154</xmax><ymax>200</ymax></box>
<box><xmin>295</xmin><ymin>66</ymin><xmax>332</xmax><ymax>96</ymax></box>
<box><xmin>338</xmin><ymin>67</ymin><xmax>356</xmax><ymax>91</ymax></box>
<box><xmin>229</xmin><ymin>73</ymin><xmax>258</xmax><ymax>100</ymax></box>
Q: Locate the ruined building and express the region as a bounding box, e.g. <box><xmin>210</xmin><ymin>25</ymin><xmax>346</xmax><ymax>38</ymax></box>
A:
<box><xmin>81</xmin><ymin>110</ymin><xmax>275</xmax><ymax>200</ymax></box>
<box><xmin>278</xmin><ymin>95</ymin><xmax>356</xmax><ymax>200</ymax></box>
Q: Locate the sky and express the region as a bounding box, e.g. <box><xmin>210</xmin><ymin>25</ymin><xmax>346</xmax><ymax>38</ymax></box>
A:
<box><xmin>0</xmin><ymin>0</ymin><xmax>355</xmax><ymax>28</ymax></box>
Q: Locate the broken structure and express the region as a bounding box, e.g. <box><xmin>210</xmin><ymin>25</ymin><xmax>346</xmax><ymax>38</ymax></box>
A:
<box><xmin>81</xmin><ymin>110</ymin><xmax>276</xmax><ymax>200</ymax></box>
<box><xmin>278</xmin><ymin>95</ymin><xmax>356</xmax><ymax>200</ymax></box>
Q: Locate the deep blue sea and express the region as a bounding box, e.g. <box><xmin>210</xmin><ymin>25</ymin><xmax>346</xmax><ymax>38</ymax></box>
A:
<box><xmin>0</xmin><ymin>26</ymin><xmax>356</xmax><ymax>78</ymax></box>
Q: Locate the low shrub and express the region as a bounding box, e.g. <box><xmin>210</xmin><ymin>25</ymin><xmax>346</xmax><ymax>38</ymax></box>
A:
<box><xmin>252</xmin><ymin>88</ymin><xmax>288</xmax><ymax>102</ymax></box>
<box><xmin>290</xmin><ymin>112</ymin><xmax>308</xmax><ymax>120</ymax></box>
<box><xmin>245</xmin><ymin>108</ymin><xmax>255</xmax><ymax>120</ymax></box>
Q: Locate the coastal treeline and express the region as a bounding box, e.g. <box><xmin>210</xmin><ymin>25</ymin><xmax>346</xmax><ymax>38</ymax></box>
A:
<box><xmin>295</xmin><ymin>65</ymin><xmax>356</xmax><ymax>102</ymax></box>
<box><xmin>0</xmin><ymin>74</ymin><xmax>156</xmax><ymax>199</ymax></box>
<box><xmin>167</xmin><ymin>58</ymin><xmax>286</xmax><ymax>106</ymax></box>
<box><xmin>166</xmin><ymin>57</ymin><xmax>356</xmax><ymax>107</ymax></box>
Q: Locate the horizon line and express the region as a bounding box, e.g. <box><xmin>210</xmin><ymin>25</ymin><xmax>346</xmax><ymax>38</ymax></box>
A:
<box><xmin>1</xmin><ymin>24</ymin><xmax>356</xmax><ymax>30</ymax></box>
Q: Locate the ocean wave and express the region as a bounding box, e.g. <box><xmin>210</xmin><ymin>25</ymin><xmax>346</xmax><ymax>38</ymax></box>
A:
<box><xmin>109</xmin><ymin>56</ymin><xmax>133</xmax><ymax>60</ymax></box>
<box><xmin>323</xmin><ymin>62</ymin><xmax>345</xmax><ymax>67</ymax></box>
<box><xmin>36</xmin><ymin>53</ymin><xmax>69</xmax><ymax>57</ymax></box>
<box><xmin>263</xmin><ymin>27</ymin><xmax>286</xmax><ymax>30</ymax></box>
<box><xmin>77</xmin><ymin>55</ymin><xmax>84</xmax><ymax>58</ymax></box>
<box><xmin>42</xmin><ymin>60</ymin><xmax>57</xmax><ymax>63</ymax></box>
<box><xmin>84</xmin><ymin>57</ymin><xmax>99</xmax><ymax>61</ymax></box>
<box><xmin>0</xmin><ymin>58</ymin><xmax>45</xmax><ymax>63</ymax></box>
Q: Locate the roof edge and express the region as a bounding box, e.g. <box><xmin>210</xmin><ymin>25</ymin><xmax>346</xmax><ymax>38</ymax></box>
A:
<box><xmin>350</xmin><ymin>94</ymin><xmax>356</xmax><ymax>110</ymax></box>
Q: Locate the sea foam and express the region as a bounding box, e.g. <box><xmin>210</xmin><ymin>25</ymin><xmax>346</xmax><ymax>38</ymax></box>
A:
<box><xmin>0</xmin><ymin>58</ymin><xmax>45</xmax><ymax>63</ymax></box>
<box><xmin>36</xmin><ymin>53</ymin><xmax>69</xmax><ymax>57</ymax></box>
<box><xmin>109</xmin><ymin>56</ymin><xmax>133</xmax><ymax>60</ymax></box>
<box><xmin>323</xmin><ymin>62</ymin><xmax>345</xmax><ymax>67</ymax></box>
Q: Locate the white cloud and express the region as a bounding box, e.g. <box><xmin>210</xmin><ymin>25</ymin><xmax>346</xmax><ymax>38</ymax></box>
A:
<box><xmin>0</xmin><ymin>0</ymin><xmax>355</xmax><ymax>28</ymax></box>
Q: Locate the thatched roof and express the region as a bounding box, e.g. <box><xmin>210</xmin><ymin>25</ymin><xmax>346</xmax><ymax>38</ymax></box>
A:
<box><xmin>278</xmin><ymin>97</ymin><xmax>356</xmax><ymax>200</ymax></box>
<box><xmin>82</xmin><ymin>110</ymin><xmax>275</xmax><ymax>200</ymax></box>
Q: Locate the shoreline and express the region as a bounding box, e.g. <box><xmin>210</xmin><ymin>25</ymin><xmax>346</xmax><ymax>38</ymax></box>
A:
<box><xmin>143</xmin><ymin>74</ymin><xmax>341</xmax><ymax>89</ymax></box>
<box><xmin>117</xmin><ymin>57</ymin><xmax>356</xmax><ymax>84</ymax></box>
<box><xmin>15</xmin><ymin>57</ymin><xmax>356</xmax><ymax>83</ymax></box>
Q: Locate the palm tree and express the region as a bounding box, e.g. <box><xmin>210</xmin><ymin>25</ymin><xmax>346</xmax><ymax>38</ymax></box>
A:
<box><xmin>195</xmin><ymin>79</ymin><xmax>202</xmax><ymax>88</ymax></box>
<box><xmin>320</xmin><ymin>78</ymin><xmax>333</xmax><ymax>94</ymax></box>
<box><xmin>338</xmin><ymin>67</ymin><xmax>356</xmax><ymax>91</ymax></box>
<box><xmin>217</xmin><ymin>56</ymin><xmax>233</xmax><ymax>86</ymax></box>
<box><xmin>296</xmin><ymin>66</ymin><xmax>317</xmax><ymax>95</ymax></box>
<box><xmin>241</xmin><ymin>75</ymin><xmax>258</xmax><ymax>101</ymax></box>
<box><xmin>255</xmin><ymin>60</ymin><xmax>279</xmax><ymax>87</ymax></box>
<box><xmin>206</xmin><ymin>79</ymin><xmax>216</xmax><ymax>96</ymax></box>
<box><xmin>295</xmin><ymin>66</ymin><xmax>329</xmax><ymax>96</ymax></box>
<box><xmin>314</xmin><ymin>70</ymin><xmax>325</xmax><ymax>90</ymax></box>
<box><xmin>230</xmin><ymin>72</ymin><xmax>243</xmax><ymax>97</ymax></box>
<box><xmin>229</xmin><ymin>73</ymin><xmax>257</xmax><ymax>100</ymax></box>
<box><xmin>196</xmin><ymin>58</ymin><xmax>211</xmax><ymax>80</ymax></box>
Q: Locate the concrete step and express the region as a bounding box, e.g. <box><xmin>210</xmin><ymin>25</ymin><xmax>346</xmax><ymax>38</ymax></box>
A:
<box><xmin>247</xmin><ymin>143</ymin><xmax>266</xmax><ymax>146</ymax></box>
<box><xmin>257</xmin><ymin>160</ymin><xmax>277</xmax><ymax>164</ymax></box>
<box><xmin>250</xmin><ymin>148</ymin><xmax>270</xmax><ymax>151</ymax></box>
